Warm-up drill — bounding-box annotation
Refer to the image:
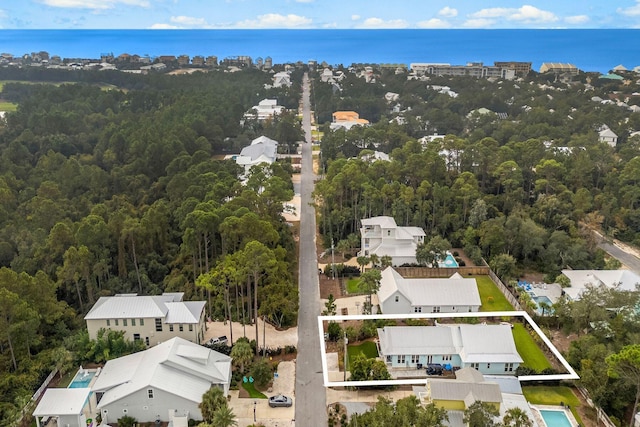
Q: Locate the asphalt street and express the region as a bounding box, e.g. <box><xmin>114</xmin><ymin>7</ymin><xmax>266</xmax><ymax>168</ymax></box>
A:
<box><xmin>294</xmin><ymin>73</ymin><xmax>327</xmax><ymax>426</ymax></box>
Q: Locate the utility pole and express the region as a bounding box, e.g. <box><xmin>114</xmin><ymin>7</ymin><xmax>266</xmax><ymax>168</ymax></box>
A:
<box><xmin>331</xmin><ymin>239</ymin><xmax>336</xmax><ymax>280</ymax></box>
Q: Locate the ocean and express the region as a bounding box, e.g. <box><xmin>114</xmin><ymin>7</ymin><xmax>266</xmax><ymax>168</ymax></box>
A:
<box><xmin>0</xmin><ymin>29</ymin><xmax>639</xmax><ymax>73</ymax></box>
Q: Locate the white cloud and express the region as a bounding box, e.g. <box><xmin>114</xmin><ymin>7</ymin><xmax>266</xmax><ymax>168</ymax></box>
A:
<box><xmin>40</xmin><ymin>0</ymin><xmax>149</xmax><ymax>9</ymax></box>
<box><xmin>468</xmin><ymin>5</ymin><xmax>557</xmax><ymax>25</ymax></box>
<box><xmin>418</xmin><ymin>18</ymin><xmax>451</xmax><ymax>29</ymax></box>
<box><xmin>438</xmin><ymin>6</ymin><xmax>458</xmax><ymax>18</ymax></box>
<box><xmin>565</xmin><ymin>15</ymin><xmax>589</xmax><ymax>25</ymax></box>
<box><xmin>235</xmin><ymin>13</ymin><xmax>312</xmax><ymax>28</ymax></box>
<box><xmin>618</xmin><ymin>0</ymin><xmax>640</xmax><ymax>16</ymax></box>
<box><xmin>351</xmin><ymin>14</ymin><xmax>360</xmax><ymax>21</ymax></box>
<box><xmin>358</xmin><ymin>17</ymin><xmax>409</xmax><ymax>28</ymax></box>
<box><xmin>463</xmin><ymin>18</ymin><xmax>495</xmax><ymax>28</ymax></box>
<box><xmin>170</xmin><ymin>15</ymin><xmax>209</xmax><ymax>27</ymax></box>
<box><xmin>149</xmin><ymin>23</ymin><xmax>180</xmax><ymax>29</ymax></box>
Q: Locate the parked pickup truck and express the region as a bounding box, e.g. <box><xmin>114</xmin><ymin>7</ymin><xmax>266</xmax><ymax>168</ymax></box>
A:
<box><xmin>207</xmin><ymin>336</ymin><xmax>228</xmax><ymax>345</ymax></box>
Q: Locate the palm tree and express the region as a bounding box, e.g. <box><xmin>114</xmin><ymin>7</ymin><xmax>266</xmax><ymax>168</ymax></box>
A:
<box><xmin>230</xmin><ymin>339</ymin><xmax>253</xmax><ymax>373</ymax></box>
<box><xmin>199</xmin><ymin>386</ymin><xmax>227</xmax><ymax>423</ymax></box>
<box><xmin>212</xmin><ymin>405</ymin><xmax>237</xmax><ymax>427</ymax></box>
<box><xmin>502</xmin><ymin>407</ymin><xmax>533</xmax><ymax>427</ymax></box>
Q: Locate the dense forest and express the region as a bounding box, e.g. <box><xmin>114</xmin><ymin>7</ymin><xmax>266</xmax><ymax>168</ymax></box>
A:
<box><xmin>0</xmin><ymin>67</ymin><xmax>303</xmax><ymax>423</ymax></box>
<box><xmin>311</xmin><ymin>66</ymin><xmax>640</xmax><ymax>421</ymax></box>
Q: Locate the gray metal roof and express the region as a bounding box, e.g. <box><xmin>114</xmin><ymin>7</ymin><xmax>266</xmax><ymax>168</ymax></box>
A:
<box><xmin>378</xmin><ymin>267</ymin><xmax>481</xmax><ymax>308</ymax></box>
<box><xmin>457</xmin><ymin>324</ymin><xmax>523</xmax><ymax>364</ymax></box>
<box><xmin>84</xmin><ymin>294</ymin><xmax>204</xmax><ymax>322</ymax></box>
<box><xmin>377</xmin><ymin>326</ymin><xmax>455</xmax><ymax>356</ymax></box>
<box><xmin>429</xmin><ymin>379</ymin><xmax>502</xmax><ymax>403</ymax></box>
<box><xmin>93</xmin><ymin>337</ymin><xmax>231</xmax><ymax>408</ymax></box>
<box><xmin>33</xmin><ymin>388</ymin><xmax>91</xmax><ymax>416</ymax></box>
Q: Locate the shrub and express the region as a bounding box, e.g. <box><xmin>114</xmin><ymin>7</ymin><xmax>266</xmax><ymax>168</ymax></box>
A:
<box><xmin>344</xmin><ymin>326</ymin><xmax>358</xmax><ymax>343</ymax></box>
<box><xmin>452</xmin><ymin>251</ymin><xmax>460</xmax><ymax>257</ymax></box>
<box><xmin>458</xmin><ymin>260</ymin><xmax>466</xmax><ymax>266</ymax></box>
<box><xmin>118</xmin><ymin>415</ymin><xmax>137</xmax><ymax>427</ymax></box>
<box><xmin>284</xmin><ymin>345</ymin><xmax>296</xmax><ymax>354</ymax></box>
<box><xmin>359</xmin><ymin>321</ymin><xmax>377</xmax><ymax>339</ymax></box>
<box><xmin>328</xmin><ymin>322</ymin><xmax>342</xmax><ymax>342</ymax></box>
<box><xmin>251</xmin><ymin>358</ymin><xmax>273</xmax><ymax>388</ymax></box>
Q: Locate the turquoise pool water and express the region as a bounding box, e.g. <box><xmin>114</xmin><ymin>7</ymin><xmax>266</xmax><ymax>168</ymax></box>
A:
<box><xmin>439</xmin><ymin>253</ymin><xmax>459</xmax><ymax>268</ymax></box>
<box><xmin>533</xmin><ymin>295</ymin><xmax>554</xmax><ymax>315</ymax></box>
<box><xmin>540</xmin><ymin>409</ymin><xmax>572</xmax><ymax>427</ymax></box>
<box><xmin>69</xmin><ymin>371</ymin><xmax>95</xmax><ymax>388</ymax></box>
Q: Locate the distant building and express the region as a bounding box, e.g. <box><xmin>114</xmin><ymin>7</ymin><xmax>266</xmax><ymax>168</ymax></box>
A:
<box><xmin>539</xmin><ymin>62</ymin><xmax>579</xmax><ymax>75</ymax></box>
<box><xmin>223</xmin><ymin>56</ymin><xmax>252</xmax><ymax>68</ymax></box>
<box><xmin>494</xmin><ymin>61</ymin><xmax>532</xmax><ymax>76</ymax></box>
<box><xmin>273</xmin><ymin>71</ymin><xmax>292</xmax><ymax>88</ymax></box>
<box><xmin>177</xmin><ymin>54</ymin><xmax>190</xmax><ymax>66</ymax></box>
<box><xmin>157</xmin><ymin>55</ymin><xmax>177</xmax><ymax>64</ymax></box>
<box><xmin>264</xmin><ymin>56</ymin><xmax>273</xmax><ymax>69</ymax></box>
<box><xmin>192</xmin><ymin>55</ymin><xmax>205</xmax><ymax>66</ymax></box>
<box><xmin>330</xmin><ymin>110</ymin><xmax>369</xmax><ymax>130</ymax></box>
<box><xmin>358</xmin><ymin>216</ymin><xmax>425</xmax><ymax>265</ymax></box>
<box><xmin>206</xmin><ymin>55</ymin><xmax>218</xmax><ymax>67</ymax></box>
<box><xmin>234</xmin><ymin>135</ymin><xmax>279</xmax><ymax>175</ymax></box>
<box><xmin>411</xmin><ymin>62</ymin><xmax>515</xmax><ymax>80</ymax></box>
<box><xmin>244</xmin><ymin>98</ymin><xmax>285</xmax><ymax>122</ymax></box>
<box><xmin>599</xmin><ymin>125</ymin><xmax>618</xmax><ymax>147</ymax></box>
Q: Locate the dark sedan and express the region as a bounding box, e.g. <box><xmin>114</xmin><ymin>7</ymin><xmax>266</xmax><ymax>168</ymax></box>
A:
<box><xmin>268</xmin><ymin>394</ymin><xmax>293</xmax><ymax>407</ymax></box>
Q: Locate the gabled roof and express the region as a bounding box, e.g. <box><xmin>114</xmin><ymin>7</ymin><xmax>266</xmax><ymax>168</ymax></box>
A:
<box><xmin>599</xmin><ymin>128</ymin><xmax>618</xmax><ymax>138</ymax></box>
<box><xmin>84</xmin><ymin>293</ymin><xmax>186</xmax><ymax>320</ymax></box>
<box><xmin>454</xmin><ymin>324</ymin><xmax>523</xmax><ymax>364</ymax></box>
<box><xmin>164</xmin><ymin>301</ymin><xmax>205</xmax><ymax>324</ymax></box>
<box><xmin>361</xmin><ymin>216</ymin><xmax>397</xmax><ymax>228</ymax></box>
<box><xmin>378</xmin><ymin>326</ymin><xmax>456</xmax><ymax>356</ymax></box>
<box><xmin>428</xmin><ymin>379</ymin><xmax>502</xmax><ymax>403</ymax></box>
<box><xmin>93</xmin><ymin>337</ymin><xmax>231</xmax><ymax>408</ymax></box>
<box><xmin>238</xmin><ymin>137</ymin><xmax>278</xmax><ymax>163</ymax></box>
<box><xmin>378</xmin><ymin>267</ymin><xmax>481</xmax><ymax>308</ymax></box>
<box><xmin>562</xmin><ymin>269</ymin><xmax>640</xmax><ymax>300</ymax></box>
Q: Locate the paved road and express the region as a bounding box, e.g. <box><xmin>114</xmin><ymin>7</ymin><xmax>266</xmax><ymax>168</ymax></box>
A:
<box><xmin>295</xmin><ymin>73</ymin><xmax>327</xmax><ymax>426</ymax></box>
<box><xmin>597</xmin><ymin>237</ymin><xmax>640</xmax><ymax>274</ymax></box>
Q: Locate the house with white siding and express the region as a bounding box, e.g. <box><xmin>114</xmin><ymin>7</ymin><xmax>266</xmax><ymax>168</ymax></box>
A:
<box><xmin>358</xmin><ymin>216</ymin><xmax>425</xmax><ymax>266</ymax></box>
<box><xmin>92</xmin><ymin>337</ymin><xmax>232</xmax><ymax>424</ymax></box>
<box><xmin>84</xmin><ymin>293</ymin><xmax>206</xmax><ymax>347</ymax></box>
<box><xmin>377</xmin><ymin>267</ymin><xmax>481</xmax><ymax>314</ymax></box>
<box><xmin>377</xmin><ymin>324</ymin><xmax>522</xmax><ymax>375</ymax></box>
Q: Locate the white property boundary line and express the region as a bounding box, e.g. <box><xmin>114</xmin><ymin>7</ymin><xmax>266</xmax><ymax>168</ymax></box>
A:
<box><xmin>317</xmin><ymin>311</ymin><xmax>579</xmax><ymax>387</ymax></box>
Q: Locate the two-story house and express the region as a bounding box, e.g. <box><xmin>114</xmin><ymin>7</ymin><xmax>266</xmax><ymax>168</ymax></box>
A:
<box><xmin>377</xmin><ymin>267</ymin><xmax>481</xmax><ymax>314</ymax></box>
<box><xmin>84</xmin><ymin>293</ymin><xmax>206</xmax><ymax>347</ymax></box>
<box><xmin>359</xmin><ymin>216</ymin><xmax>425</xmax><ymax>266</ymax></box>
<box><xmin>377</xmin><ymin>324</ymin><xmax>522</xmax><ymax>376</ymax></box>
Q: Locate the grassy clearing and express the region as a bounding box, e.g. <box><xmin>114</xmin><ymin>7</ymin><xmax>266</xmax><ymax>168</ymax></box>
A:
<box><xmin>346</xmin><ymin>277</ymin><xmax>361</xmax><ymax>294</ymax></box>
<box><xmin>522</xmin><ymin>385</ymin><xmax>583</xmax><ymax>425</ymax></box>
<box><xmin>512</xmin><ymin>323</ymin><xmax>552</xmax><ymax>371</ymax></box>
<box><xmin>476</xmin><ymin>276</ymin><xmax>514</xmax><ymax>311</ymax></box>
<box><xmin>0</xmin><ymin>102</ymin><xmax>17</xmax><ymax>112</ymax></box>
<box><xmin>347</xmin><ymin>341</ymin><xmax>378</xmax><ymax>368</ymax></box>
<box><xmin>242</xmin><ymin>380</ymin><xmax>267</xmax><ymax>398</ymax></box>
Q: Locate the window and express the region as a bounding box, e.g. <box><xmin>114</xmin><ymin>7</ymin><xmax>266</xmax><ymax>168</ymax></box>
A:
<box><xmin>123</xmin><ymin>319</ymin><xmax>127</xmax><ymax>327</ymax></box>
<box><xmin>106</xmin><ymin>319</ymin><xmax>110</xmax><ymax>326</ymax></box>
<box><xmin>442</xmin><ymin>355</ymin><xmax>451</xmax><ymax>361</ymax></box>
<box><xmin>395</xmin><ymin>296</ymin><xmax>399</xmax><ymax>302</ymax></box>
<box><xmin>169</xmin><ymin>325</ymin><xmax>174</xmax><ymax>332</ymax></box>
<box><xmin>387</xmin><ymin>230</ymin><xmax>391</xmax><ymax>236</ymax></box>
<box><xmin>427</xmin><ymin>355</ymin><xmax>433</xmax><ymax>364</ymax></box>
<box><xmin>133</xmin><ymin>334</ymin><xmax>141</xmax><ymax>342</ymax></box>
<box><xmin>123</xmin><ymin>409</ymin><xmax>128</xmax><ymax>414</ymax></box>
<box><xmin>140</xmin><ymin>318</ymin><xmax>144</xmax><ymax>326</ymax></box>
<box><xmin>505</xmin><ymin>363</ymin><xmax>514</xmax><ymax>372</ymax></box>
<box><xmin>471</xmin><ymin>363</ymin><xmax>479</xmax><ymax>369</ymax></box>
<box><xmin>411</xmin><ymin>355</ymin><xmax>419</xmax><ymax>364</ymax></box>
<box><xmin>397</xmin><ymin>355</ymin><xmax>405</xmax><ymax>364</ymax></box>
<box><xmin>131</xmin><ymin>319</ymin><xmax>136</xmax><ymax>326</ymax></box>
<box><xmin>145</xmin><ymin>337</ymin><xmax>150</xmax><ymax>346</ymax></box>
<box><xmin>487</xmin><ymin>363</ymin><xmax>491</xmax><ymax>369</ymax></box>
<box><xmin>432</xmin><ymin>306</ymin><xmax>441</xmax><ymax>313</ymax></box>
<box><xmin>189</xmin><ymin>324</ymin><xmax>193</xmax><ymax>332</ymax></box>
<box><xmin>414</xmin><ymin>306</ymin><xmax>422</xmax><ymax>313</ymax></box>
<box><xmin>148</xmin><ymin>389</ymin><xmax>154</xmax><ymax>399</ymax></box>
<box><xmin>386</xmin><ymin>356</ymin><xmax>392</xmax><ymax>363</ymax></box>
<box><xmin>179</xmin><ymin>325</ymin><xmax>184</xmax><ymax>332</ymax></box>
<box><xmin>155</xmin><ymin>318</ymin><xmax>162</xmax><ymax>332</ymax></box>
<box><xmin>114</xmin><ymin>319</ymin><xmax>119</xmax><ymax>326</ymax></box>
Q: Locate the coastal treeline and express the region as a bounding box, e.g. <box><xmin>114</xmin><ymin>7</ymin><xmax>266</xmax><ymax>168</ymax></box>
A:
<box><xmin>0</xmin><ymin>68</ymin><xmax>301</xmax><ymax>422</ymax></box>
<box><xmin>311</xmin><ymin>66</ymin><xmax>640</xmax><ymax>420</ymax></box>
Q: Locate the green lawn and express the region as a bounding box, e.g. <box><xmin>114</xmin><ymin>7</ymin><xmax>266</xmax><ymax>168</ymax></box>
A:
<box><xmin>512</xmin><ymin>323</ymin><xmax>552</xmax><ymax>371</ymax></box>
<box><xmin>476</xmin><ymin>276</ymin><xmax>514</xmax><ymax>311</ymax></box>
<box><xmin>522</xmin><ymin>385</ymin><xmax>583</xmax><ymax>425</ymax></box>
<box><xmin>0</xmin><ymin>102</ymin><xmax>17</xmax><ymax>112</ymax></box>
<box><xmin>346</xmin><ymin>277</ymin><xmax>361</xmax><ymax>294</ymax></box>
<box><xmin>242</xmin><ymin>380</ymin><xmax>267</xmax><ymax>398</ymax></box>
<box><xmin>347</xmin><ymin>341</ymin><xmax>378</xmax><ymax>368</ymax></box>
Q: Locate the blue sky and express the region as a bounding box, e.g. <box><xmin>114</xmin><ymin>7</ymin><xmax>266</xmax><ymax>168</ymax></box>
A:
<box><xmin>2</xmin><ymin>1</ymin><xmax>640</xmax><ymax>29</ymax></box>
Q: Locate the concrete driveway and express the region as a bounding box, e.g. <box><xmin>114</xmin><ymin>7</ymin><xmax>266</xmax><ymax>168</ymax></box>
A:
<box><xmin>205</xmin><ymin>319</ymin><xmax>298</xmax><ymax>348</ymax></box>
<box><xmin>231</xmin><ymin>361</ymin><xmax>296</xmax><ymax>427</ymax></box>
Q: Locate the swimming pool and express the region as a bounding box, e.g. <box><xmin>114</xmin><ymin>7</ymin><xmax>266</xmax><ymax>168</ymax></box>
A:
<box><xmin>68</xmin><ymin>370</ymin><xmax>96</xmax><ymax>388</ymax></box>
<box><xmin>540</xmin><ymin>409</ymin><xmax>573</xmax><ymax>427</ymax></box>
<box><xmin>439</xmin><ymin>253</ymin><xmax>459</xmax><ymax>268</ymax></box>
<box><xmin>533</xmin><ymin>295</ymin><xmax>554</xmax><ymax>315</ymax></box>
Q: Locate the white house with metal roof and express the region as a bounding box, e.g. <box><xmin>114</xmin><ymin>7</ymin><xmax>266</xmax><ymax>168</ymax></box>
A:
<box><xmin>377</xmin><ymin>324</ymin><xmax>522</xmax><ymax>375</ymax></box>
<box><xmin>234</xmin><ymin>135</ymin><xmax>279</xmax><ymax>175</ymax></box>
<box><xmin>93</xmin><ymin>337</ymin><xmax>231</xmax><ymax>424</ymax></box>
<box><xmin>377</xmin><ymin>267</ymin><xmax>481</xmax><ymax>314</ymax></box>
<box><xmin>84</xmin><ymin>293</ymin><xmax>206</xmax><ymax>347</ymax></box>
<box><xmin>33</xmin><ymin>388</ymin><xmax>93</xmax><ymax>427</ymax></box>
<box><xmin>598</xmin><ymin>125</ymin><xmax>618</xmax><ymax>147</ymax></box>
<box><xmin>359</xmin><ymin>216</ymin><xmax>425</xmax><ymax>265</ymax></box>
<box><xmin>561</xmin><ymin>269</ymin><xmax>640</xmax><ymax>300</ymax></box>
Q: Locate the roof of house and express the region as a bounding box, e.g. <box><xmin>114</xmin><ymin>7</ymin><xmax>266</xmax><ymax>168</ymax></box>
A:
<box><xmin>33</xmin><ymin>388</ymin><xmax>91</xmax><ymax>416</ymax></box>
<box><xmin>599</xmin><ymin>128</ymin><xmax>618</xmax><ymax>138</ymax></box>
<box><xmin>238</xmin><ymin>137</ymin><xmax>278</xmax><ymax>163</ymax></box>
<box><xmin>164</xmin><ymin>301</ymin><xmax>206</xmax><ymax>324</ymax></box>
<box><xmin>428</xmin><ymin>379</ymin><xmax>502</xmax><ymax>403</ymax></box>
<box><xmin>93</xmin><ymin>337</ymin><xmax>231</xmax><ymax>408</ymax></box>
<box><xmin>377</xmin><ymin>325</ymin><xmax>456</xmax><ymax>356</ymax></box>
<box><xmin>378</xmin><ymin>267</ymin><xmax>481</xmax><ymax>308</ymax></box>
<box><xmin>85</xmin><ymin>293</ymin><xmax>187</xmax><ymax>320</ymax></box>
<box><xmin>562</xmin><ymin>269</ymin><xmax>640</xmax><ymax>299</ymax></box>
<box><xmin>361</xmin><ymin>216</ymin><xmax>398</xmax><ymax>228</ymax></box>
<box><xmin>378</xmin><ymin>324</ymin><xmax>522</xmax><ymax>364</ymax></box>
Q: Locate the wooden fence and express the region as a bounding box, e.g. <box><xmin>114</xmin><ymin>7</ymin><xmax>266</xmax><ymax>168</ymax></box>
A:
<box><xmin>394</xmin><ymin>266</ymin><xmax>490</xmax><ymax>278</ymax></box>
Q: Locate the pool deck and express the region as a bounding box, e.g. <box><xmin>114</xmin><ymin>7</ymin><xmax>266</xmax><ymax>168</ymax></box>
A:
<box><xmin>531</xmin><ymin>404</ymin><xmax>580</xmax><ymax>427</ymax></box>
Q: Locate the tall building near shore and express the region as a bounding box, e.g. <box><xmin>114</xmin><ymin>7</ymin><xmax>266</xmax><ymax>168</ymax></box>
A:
<box><xmin>539</xmin><ymin>62</ymin><xmax>579</xmax><ymax>75</ymax></box>
<box><xmin>494</xmin><ymin>61</ymin><xmax>532</xmax><ymax>76</ymax></box>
